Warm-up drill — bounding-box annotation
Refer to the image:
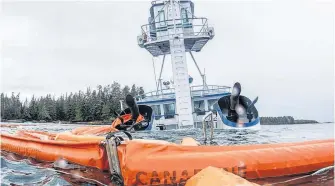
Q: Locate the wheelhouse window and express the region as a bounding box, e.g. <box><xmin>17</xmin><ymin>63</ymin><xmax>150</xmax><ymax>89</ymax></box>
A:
<box><xmin>194</xmin><ymin>100</ymin><xmax>205</xmax><ymax>115</ymax></box>
<box><xmin>207</xmin><ymin>99</ymin><xmax>218</xmax><ymax>111</ymax></box>
<box><xmin>163</xmin><ymin>103</ymin><xmax>175</xmax><ymax>119</ymax></box>
<box><xmin>158</xmin><ymin>10</ymin><xmax>166</xmax><ymax>26</ymax></box>
<box><xmin>152</xmin><ymin>105</ymin><xmax>161</xmax><ymax>120</ymax></box>
<box><xmin>181</xmin><ymin>8</ymin><xmax>189</xmax><ymax>24</ymax></box>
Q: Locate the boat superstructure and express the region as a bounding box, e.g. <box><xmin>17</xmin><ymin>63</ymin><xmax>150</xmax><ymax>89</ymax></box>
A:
<box><xmin>136</xmin><ymin>85</ymin><xmax>231</xmax><ymax>130</ymax></box>
<box><xmin>136</xmin><ymin>0</ymin><xmax>260</xmax><ymax>130</ymax></box>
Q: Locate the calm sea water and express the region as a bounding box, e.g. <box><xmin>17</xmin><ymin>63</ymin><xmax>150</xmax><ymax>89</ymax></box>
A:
<box><xmin>1</xmin><ymin>123</ymin><xmax>334</xmax><ymax>186</ymax></box>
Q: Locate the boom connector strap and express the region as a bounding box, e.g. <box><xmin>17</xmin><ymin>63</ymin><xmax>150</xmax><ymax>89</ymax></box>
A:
<box><xmin>111</xmin><ymin>173</ymin><xmax>124</xmax><ymax>186</ymax></box>
<box><xmin>104</xmin><ymin>126</ymin><xmax>135</xmax><ymax>185</ymax></box>
<box><xmin>106</xmin><ymin>131</ymin><xmax>133</xmax><ymax>146</ymax></box>
<box><xmin>105</xmin><ymin>132</ymin><xmax>130</xmax><ymax>186</ymax></box>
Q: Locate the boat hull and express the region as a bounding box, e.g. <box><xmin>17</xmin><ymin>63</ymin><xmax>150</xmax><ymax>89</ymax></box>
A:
<box><xmin>221</xmin><ymin>122</ymin><xmax>261</xmax><ymax>130</ymax></box>
<box><xmin>219</xmin><ymin>114</ymin><xmax>261</xmax><ymax>130</ymax></box>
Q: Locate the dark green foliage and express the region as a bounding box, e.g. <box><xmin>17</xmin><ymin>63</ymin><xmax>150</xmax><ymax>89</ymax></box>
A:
<box><xmin>260</xmin><ymin>116</ymin><xmax>318</xmax><ymax>125</ymax></box>
<box><xmin>0</xmin><ymin>83</ymin><xmax>144</xmax><ymax>122</ymax></box>
<box><xmin>138</xmin><ymin>87</ymin><xmax>145</xmax><ymax>99</ymax></box>
<box><xmin>130</xmin><ymin>84</ymin><xmax>137</xmax><ymax>97</ymax></box>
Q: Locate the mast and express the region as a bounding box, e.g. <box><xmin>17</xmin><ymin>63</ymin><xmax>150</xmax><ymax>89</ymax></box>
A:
<box><xmin>137</xmin><ymin>0</ymin><xmax>215</xmax><ymax>129</ymax></box>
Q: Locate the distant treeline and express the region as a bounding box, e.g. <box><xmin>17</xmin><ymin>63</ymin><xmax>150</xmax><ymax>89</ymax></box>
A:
<box><xmin>260</xmin><ymin>116</ymin><xmax>318</xmax><ymax>125</ymax></box>
<box><xmin>1</xmin><ymin>86</ymin><xmax>320</xmax><ymax>125</ymax></box>
<box><xmin>1</xmin><ymin>82</ymin><xmax>145</xmax><ymax>123</ymax></box>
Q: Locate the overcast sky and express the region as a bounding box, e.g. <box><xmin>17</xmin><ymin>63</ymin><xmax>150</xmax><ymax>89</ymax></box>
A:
<box><xmin>1</xmin><ymin>0</ymin><xmax>334</xmax><ymax>122</ymax></box>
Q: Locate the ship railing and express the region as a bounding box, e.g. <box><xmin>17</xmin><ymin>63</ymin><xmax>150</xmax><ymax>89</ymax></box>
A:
<box><xmin>191</xmin><ymin>85</ymin><xmax>230</xmax><ymax>91</ymax></box>
<box><xmin>190</xmin><ymin>85</ymin><xmax>231</xmax><ymax>96</ymax></box>
<box><xmin>136</xmin><ymin>89</ymin><xmax>176</xmax><ymax>101</ymax></box>
<box><xmin>202</xmin><ymin>111</ymin><xmax>214</xmax><ymax>142</ymax></box>
<box><xmin>136</xmin><ymin>85</ymin><xmax>231</xmax><ymax>101</ymax></box>
<box><xmin>140</xmin><ymin>17</ymin><xmax>210</xmax><ymax>43</ymax></box>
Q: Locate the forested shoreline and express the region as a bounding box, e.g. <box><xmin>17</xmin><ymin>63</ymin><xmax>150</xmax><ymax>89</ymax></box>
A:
<box><xmin>260</xmin><ymin>116</ymin><xmax>318</xmax><ymax>125</ymax></box>
<box><xmin>1</xmin><ymin>82</ymin><xmax>145</xmax><ymax>123</ymax></box>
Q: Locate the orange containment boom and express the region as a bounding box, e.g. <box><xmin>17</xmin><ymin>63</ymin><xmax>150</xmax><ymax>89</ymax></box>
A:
<box><xmin>1</xmin><ymin>130</ymin><xmax>334</xmax><ymax>186</ymax></box>
<box><xmin>118</xmin><ymin>139</ymin><xmax>334</xmax><ymax>186</ymax></box>
<box><xmin>1</xmin><ymin>132</ymin><xmax>110</xmax><ymax>170</ymax></box>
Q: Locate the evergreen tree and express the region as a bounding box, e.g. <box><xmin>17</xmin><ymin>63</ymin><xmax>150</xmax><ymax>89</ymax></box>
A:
<box><xmin>110</xmin><ymin>82</ymin><xmax>123</xmax><ymax>113</ymax></box>
<box><xmin>122</xmin><ymin>86</ymin><xmax>130</xmax><ymax>97</ymax></box>
<box><xmin>75</xmin><ymin>105</ymin><xmax>83</xmax><ymax>121</ymax></box>
<box><xmin>130</xmin><ymin>84</ymin><xmax>137</xmax><ymax>97</ymax></box>
<box><xmin>67</xmin><ymin>101</ymin><xmax>76</xmax><ymax>122</ymax></box>
<box><xmin>56</xmin><ymin>95</ymin><xmax>65</xmax><ymax>121</ymax></box>
<box><xmin>101</xmin><ymin>104</ymin><xmax>111</xmax><ymax>121</ymax></box>
<box><xmin>22</xmin><ymin>98</ymin><xmax>31</xmax><ymax>120</ymax></box>
<box><xmin>38</xmin><ymin>104</ymin><xmax>51</xmax><ymax>121</ymax></box>
<box><xmin>45</xmin><ymin>94</ymin><xmax>56</xmax><ymax>120</ymax></box>
<box><xmin>138</xmin><ymin>87</ymin><xmax>145</xmax><ymax>99</ymax></box>
<box><xmin>1</xmin><ymin>93</ymin><xmax>5</xmax><ymax>119</ymax></box>
<box><xmin>29</xmin><ymin>96</ymin><xmax>39</xmax><ymax>120</ymax></box>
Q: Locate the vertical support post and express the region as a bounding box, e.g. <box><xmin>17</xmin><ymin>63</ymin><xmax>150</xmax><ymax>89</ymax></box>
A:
<box><xmin>157</xmin><ymin>55</ymin><xmax>166</xmax><ymax>95</ymax></box>
<box><xmin>204</xmin><ymin>100</ymin><xmax>209</xmax><ymax>112</ymax></box>
<box><xmin>189</xmin><ymin>51</ymin><xmax>207</xmax><ymax>90</ymax></box>
<box><xmin>202</xmin><ymin>111</ymin><xmax>214</xmax><ymax>142</ymax></box>
<box><xmin>152</xmin><ymin>57</ymin><xmax>158</xmax><ymax>93</ymax></box>
<box><xmin>170</xmin><ymin>0</ymin><xmax>177</xmax><ymax>37</ymax></box>
<box><xmin>210</xmin><ymin>113</ymin><xmax>214</xmax><ymax>141</ymax></box>
<box><xmin>202</xmin><ymin>118</ymin><xmax>207</xmax><ymax>139</ymax></box>
<box><xmin>160</xmin><ymin>104</ymin><xmax>165</xmax><ymax>119</ymax></box>
<box><xmin>203</xmin><ymin>68</ymin><xmax>207</xmax><ymax>90</ymax></box>
<box><xmin>119</xmin><ymin>100</ymin><xmax>124</xmax><ymax>110</ymax></box>
<box><xmin>159</xmin><ymin>78</ymin><xmax>163</xmax><ymax>97</ymax></box>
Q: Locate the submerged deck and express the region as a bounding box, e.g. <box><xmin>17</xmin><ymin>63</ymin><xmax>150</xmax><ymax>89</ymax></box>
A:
<box><xmin>134</xmin><ymin>85</ymin><xmax>231</xmax><ymax>129</ymax></box>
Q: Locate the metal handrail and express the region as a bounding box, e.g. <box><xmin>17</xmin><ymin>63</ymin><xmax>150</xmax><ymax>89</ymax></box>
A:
<box><xmin>136</xmin><ymin>87</ymin><xmax>230</xmax><ymax>102</ymax></box>
<box><xmin>190</xmin><ymin>85</ymin><xmax>231</xmax><ymax>91</ymax></box>
<box><xmin>202</xmin><ymin>111</ymin><xmax>214</xmax><ymax>141</ymax></box>
<box><xmin>141</xmin><ymin>17</ymin><xmax>208</xmax><ymax>31</ymax></box>
<box><xmin>140</xmin><ymin>17</ymin><xmax>210</xmax><ymax>43</ymax></box>
<box><xmin>136</xmin><ymin>85</ymin><xmax>230</xmax><ymax>99</ymax></box>
<box><xmin>196</xmin><ymin>18</ymin><xmax>208</xmax><ymax>36</ymax></box>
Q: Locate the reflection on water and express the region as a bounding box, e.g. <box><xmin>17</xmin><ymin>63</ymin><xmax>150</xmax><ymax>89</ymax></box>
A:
<box><xmin>1</xmin><ymin>123</ymin><xmax>334</xmax><ymax>185</ymax></box>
